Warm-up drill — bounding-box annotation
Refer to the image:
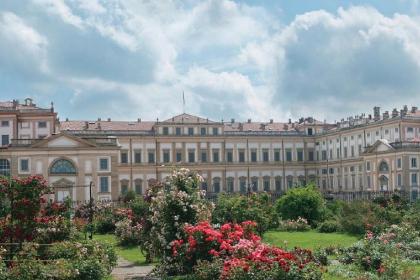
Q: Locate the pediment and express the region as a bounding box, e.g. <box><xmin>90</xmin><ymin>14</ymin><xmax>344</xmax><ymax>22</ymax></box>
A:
<box><xmin>365</xmin><ymin>139</ymin><xmax>394</xmax><ymax>154</ymax></box>
<box><xmin>52</xmin><ymin>178</ymin><xmax>74</xmax><ymax>187</ymax></box>
<box><xmin>32</xmin><ymin>133</ymin><xmax>96</xmax><ymax>148</ymax></box>
<box><xmin>162</xmin><ymin>113</ymin><xmax>216</xmax><ymax>124</ymax></box>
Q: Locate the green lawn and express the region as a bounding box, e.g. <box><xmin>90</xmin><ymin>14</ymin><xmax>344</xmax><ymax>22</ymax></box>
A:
<box><xmin>263</xmin><ymin>230</ymin><xmax>359</xmax><ymax>250</ymax></box>
<box><xmin>92</xmin><ymin>234</ymin><xmax>149</xmax><ymax>266</ymax></box>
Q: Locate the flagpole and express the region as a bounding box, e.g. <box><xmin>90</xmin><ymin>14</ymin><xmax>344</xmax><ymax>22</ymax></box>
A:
<box><xmin>182</xmin><ymin>91</ymin><xmax>185</xmax><ymax>114</ymax></box>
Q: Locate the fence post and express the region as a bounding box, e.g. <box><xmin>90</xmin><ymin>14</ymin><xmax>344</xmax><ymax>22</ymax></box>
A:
<box><xmin>88</xmin><ymin>181</ymin><xmax>93</xmax><ymax>240</ymax></box>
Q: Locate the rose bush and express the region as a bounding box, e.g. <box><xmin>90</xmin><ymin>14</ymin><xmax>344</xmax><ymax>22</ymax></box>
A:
<box><xmin>166</xmin><ymin>221</ymin><xmax>321</xmax><ymax>279</ymax></box>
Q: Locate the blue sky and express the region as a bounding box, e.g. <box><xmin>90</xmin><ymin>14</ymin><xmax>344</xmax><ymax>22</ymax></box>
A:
<box><xmin>1</xmin><ymin>0</ymin><xmax>420</xmax><ymax>122</ymax></box>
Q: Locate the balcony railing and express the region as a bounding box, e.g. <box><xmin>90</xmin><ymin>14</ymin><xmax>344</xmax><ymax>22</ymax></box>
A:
<box><xmin>390</xmin><ymin>141</ymin><xmax>420</xmax><ymax>149</ymax></box>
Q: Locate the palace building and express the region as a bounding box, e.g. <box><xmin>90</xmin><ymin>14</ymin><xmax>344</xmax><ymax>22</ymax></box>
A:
<box><xmin>1</xmin><ymin>98</ymin><xmax>419</xmax><ymax>201</ymax></box>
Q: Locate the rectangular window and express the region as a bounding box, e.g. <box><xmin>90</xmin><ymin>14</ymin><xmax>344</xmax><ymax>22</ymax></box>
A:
<box><xmin>121</xmin><ymin>183</ymin><xmax>128</xmax><ymax>195</ymax></box>
<box><xmin>397</xmin><ymin>158</ymin><xmax>402</xmax><ymax>169</ymax></box>
<box><xmin>411</xmin><ymin>173</ymin><xmax>417</xmax><ymax>185</ymax></box>
<box><xmin>175</xmin><ymin>127</ymin><xmax>181</xmax><ymax>135</ymax></box>
<box><xmin>148</xmin><ymin>151</ymin><xmax>155</xmax><ymax>163</ymax></box>
<box><xmin>239</xmin><ymin>150</ymin><xmax>245</xmax><ymax>162</ymax></box>
<box><xmin>308</xmin><ymin>151</ymin><xmax>314</xmax><ymax>161</ymax></box>
<box><xmin>213</xmin><ymin>149</ymin><xmax>219</xmax><ymax>162</ymax></box>
<box><xmin>240</xmin><ymin>179</ymin><xmax>247</xmax><ymax>193</ymax></box>
<box><xmin>135</xmin><ymin>181</ymin><xmax>142</xmax><ymax>194</ymax></box>
<box><xmin>163</xmin><ymin>150</ymin><xmax>170</xmax><ymax>163</ymax></box>
<box><xmin>367</xmin><ymin>176</ymin><xmax>371</xmax><ymax>188</ymax></box>
<box><xmin>38</xmin><ymin>121</ymin><xmax>47</xmax><ymax>128</ymax></box>
<box><xmin>286</xmin><ymin>149</ymin><xmax>292</xmax><ymax>162</ymax></box>
<box><xmin>275</xmin><ymin>178</ymin><xmax>282</xmax><ymax>192</ymax></box>
<box><xmin>366</xmin><ymin>161</ymin><xmax>371</xmax><ymax>171</ymax></box>
<box><xmin>351</xmin><ymin>146</ymin><xmax>354</xmax><ymax>157</ymax></box>
<box><xmin>176</xmin><ymin>150</ymin><xmax>182</xmax><ymax>162</ymax></box>
<box><xmin>99</xmin><ymin>158</ymin><xmax>108</xmax><ymax>171</ymax></box>
<box><xmin>212</xmin><ymin>127</ymin><xmax>218</xmax><ymax>135</ymax></box>
<box><xmin>358</xmin><ymin>145</ymin><xmax>362</xmax><ymax>153</ymax></box>
<box><xmin>262</xmin><ymin>149</ymin><xmax>269</xmax><ymax>162</ymax></box>
<box><xmin>1</xmin><ymin>121</ymin><xmax>9</xmax><ymax>127</ymax></box>
<box><xmin>227</xmin><ymin>180</ymin><xmax>234</xmax><ymax>192</ymax></box>
<box><xmin>336</xmin><ymin>148</ymin><xmax>340</xmax><ymax>158</ymax></box>
<box><xmin>162</xmin><ymin>127</ymin><xmax>169</xmax><ymax>135</ymax></box>
<box><xmin>200</xmin><ymin>150</ymin><xmax>207</xmax><ymax>163</ymax></box>
<box><xmin>200</xmin><ymin>127</ymin><xmax>206</xmax><ymax>136</ymax></box>
<box><xmin>1</xmin><ymin>135</ymin><xmax>9</xmax><ymax>146</ymax></box>
<box><xmin>21</xmin><ymin>122</ymin><xmax>29</xmax><ymax>128</ymax></box>
<box><xmin>134</xmin><ymin>150</ymin><xmax>142</xmax><ymax>163</ymax></box>
<box><xmin>188</xmin><ymin>150</ymin><xmax>195</xmax><ymax>163</ymax></box>
<box><xmin>397</xmin><ymin>174</ymin><xmax>402</xmax><ymax>186</ymax></box>
<box><xmin>274</xmin><ymin>149</ymin><xmax>281</xmax><ymax>162</ymax></box>
<box><xmin>407</xmin><ymin>127</ymin><xmax>414</xmax><ymax>133</ymax></box>
<box><xmin>411</xmin><ymin>157</ymin><xmax>417</xmax><ymax>168</ymax></box>
<box><xmin>188</xmin><ymin>127</ymin><xmax>194</xmax><ymax>136</ymax></box>
<box><xmin>251</xmin><ymin>149</ymin><xmax>257</xmax><ymax>162</ymax></box>
<box><xmin>344</xmin><ymin>147</ymin><xmax>348</xmax><ymax>158</ymax></box>
<box><xmin>329</xmin><ymin>149</ymin><xmax>333</xmax><ymax>160</ymax></box>
<box><xmin>100</xmin><ymin>177</ymin><xmax>109</xmax><ymax>193</ymax></box>
<box><xmin>226</xmin><ymin>149</ymin><xmax>233</xmax><ymax>163</ymax></box>
<box><xmin>120</xmin><ymin>151</ymin><xmax>128</xmax><ymax>164</ymax></box>
<box><xmin>20</xmin><ymin>159</ymin><xmax>29</xmax><ymax>172</ymax></box>
<box><xmin>321</xmin><ymin>150</ymin><xmax>327</xmax><ymax>161</ymax></box>
<box><xmin>297</xmin><ymin>149</ymin><xmax>303</xmax><ymax>162</ymax></box>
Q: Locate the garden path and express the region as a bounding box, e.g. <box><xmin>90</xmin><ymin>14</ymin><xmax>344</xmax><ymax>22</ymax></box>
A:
<box><xmin>111</xmin><ymin>257</ymin><xmax>155</xmax><ymax>280</ymax></box>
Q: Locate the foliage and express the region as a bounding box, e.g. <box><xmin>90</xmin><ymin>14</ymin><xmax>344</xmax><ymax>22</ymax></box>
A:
<box><xmin>212</xmin><ymin>193</ymin><xmax>278</xmax><ymax>234</ymax></box>
<box><xmin>145</xmin><ymin>168</ymin><xmax>213</xmax><ymax>262</ymax></box>
<box><xmin>275</xmin><ymin>184</ymin><xmax>326</xmax><ymax>226</ymax></box>
<box><xmin>0</xmin><ymin>240</ymin><xmax>117</xmax><ymax>280</ymax></box>
<box><xmin>317</xmin><ymin>220</ymin><xmax>341</xmax><ymax>233</ymax></box>
<box><xmin>0</xmin><ymin>176</ymin><xmax>51</xmax><ymax>242</ymax></box>
<box><xmin>278</xmin><ymin>217</ymin><xmax>311</xmax><ymax>232</ymax></box>
<box><xmin>115</xmin><ymin>218</ymin><xmax>143</xmax><ymax>246</ymax></box>
<box><xmin>164</xmin><ymin>221</ymin><xmax>321</xmax><ymax>279</ymax></box>
<box><xmin>339</xmin><ymin>201</ymin><xmax>379</xmax><ymax>235</ymax></box>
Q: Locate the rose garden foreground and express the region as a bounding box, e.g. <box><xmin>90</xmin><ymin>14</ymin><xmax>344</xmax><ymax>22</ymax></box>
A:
<box><xmin>1</xmin><ymin>169</ymin><xmax>420</xmax><ymax>279</ymax></box>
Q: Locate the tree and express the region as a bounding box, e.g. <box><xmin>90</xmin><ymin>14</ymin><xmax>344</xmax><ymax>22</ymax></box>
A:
<box><xmin>276</xmin><ymin>184</ymin><xmax>326</xmax><ymax>225</ymax></box>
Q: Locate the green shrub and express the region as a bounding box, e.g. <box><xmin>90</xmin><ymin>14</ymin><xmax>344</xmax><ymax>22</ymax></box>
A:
<box><xmin>317</xmin><ymin>220</ymin><xmax>341</xmax><ymax>233</ymax></box>
<box><xmin>275</xmin><ymin>184</ymin><xmax>326</xmax><ymax>226</ymax></box>
<box><xmin>212</xmin><ymin>192</ymin><xmax>278</xmax><ymax>234</ymax></box>
<box><xmin>340</xmin><ymin>201</ymin><xmax>379</xmax><ymax>235</ymax></box>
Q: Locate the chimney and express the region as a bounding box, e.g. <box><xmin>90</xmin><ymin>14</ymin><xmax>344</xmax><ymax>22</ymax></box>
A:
<box><xmin>269</xmin><ymin>119</ymin><xmax>273</xmax><ymax>124</ymax></box>
<box><xmin>401</xmin><ymin>109</ymin><xmax>406</xmax><ymax>117</ymax></box>
<box><xmin>288</xmin><ymin>118</ymin><xmax>291</xmax><ymax>124</ymax></box>
<box><xmin>65</xmin><ymin>118</ymin><xmax>69</xmax><ymax>122</ymax></box>
<box><xmin>84</xmin><ymin>121</ymin><xmax>88</xmax><ymax>130</ymax></box>
<box><xmin>368</xmin><ymin>114</ymin><xmax>372</xmax><ymax>120</ymax></box>
<box><xmin>97</xmin><ymin>123</ymin><xmax>101</xmax><ymax>130</ymax></box>
<box><xmin>231</xmin><ymin>118</ymin><xmax>235</xmax><ymax>123</ymax></box>
<box><xmin>411</xmin><ymin>106</ymin><xmax>418</xmax><ymax>113</ymax></box>
<box><xmin>403</xmin><ymin>105</ymin><xmax>408</xmax><ymax>113</ymax></box>
<box><xmin>283</xmin><ymin>124</ymin><xmax>288</xmax><ymax>130</ymax></box>
<box><xmin>238</xmin><ymin>123</ymin><xmax>243</xmax><ymax>131</ymax></box>
<box><xmin>383</xmin><ymin>111</ymin><xmax>389</xmax><ymax>120</ymax></box>
<box><xmin>247</xmin><ymin>119</ymin><xmax>251</xmax><ymax>123</ymax></box>
<box><xmin>373</xmin><ymin>106</ymin><xmax>380</xmax><ymax>121</ymax></box>
<box><xmin>138</xmin><ymin>118</ymin><xmax>141</xmax><ymax>122</ymax></box>
<box><xmin>97</xmin><ymin>117</ymin><xmax>101</xmax><ymax>121</ymax></box>
<box><xmin>12</xmin><ymin>99</ymin><xmax>18</xmax><ymax>109</ymax></box>
<box><xmin>392</xmin><ymin>108</ymin><xmax>399</xmax><ymax>118</ymax></box>
<box><xmin>260</xmin><ymin>123</ymin><xmax>266</xmax><ymax>130</ymax></box>
<box><xmin>107</xmin><ymin>118</ymin><xmax>111</xmax><ymax>122</ymax></box>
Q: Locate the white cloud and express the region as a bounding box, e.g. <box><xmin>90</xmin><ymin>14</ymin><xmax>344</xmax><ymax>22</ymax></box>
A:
<box><xmin>0</xmin><ymin>12</ymin><xmax>49</xmax><ymax>73</ymax></box>
<box><xmin>33</xmin><ymin>0</ymin><xmax>84</xmax><ymax>29</ymax></box>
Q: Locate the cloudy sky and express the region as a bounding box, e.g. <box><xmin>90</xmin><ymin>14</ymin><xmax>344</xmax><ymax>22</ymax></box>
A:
<box><xmin>1</xmin><ymin>0</ymin><xmax>420</xmax><ymax>122</ymax></box>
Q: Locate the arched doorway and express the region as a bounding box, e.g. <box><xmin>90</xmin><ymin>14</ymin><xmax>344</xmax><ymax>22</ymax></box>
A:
<box><xmin>49</xmin><ymin>158</ymin><xmax>77</xmax><ymax>201</ymax></box>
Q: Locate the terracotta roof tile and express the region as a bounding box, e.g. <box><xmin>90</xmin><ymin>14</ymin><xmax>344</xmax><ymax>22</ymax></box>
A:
<box><xmin>60</xmin><ymin>121</ymin><xmax>155</xmax><ymax>131</ymax></box>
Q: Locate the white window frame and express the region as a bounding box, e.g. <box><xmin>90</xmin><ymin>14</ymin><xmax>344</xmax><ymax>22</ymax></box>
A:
<box><xmin>97</xmin><ymin>156</ymin><xmax>111</xmax><ymax>172</ymax></box>
<box><xmin>410</xmin><ymin>156</ymin><xmax>418</xmax><ymax>169</ymax></box>
<box><xmin>18</xmin><ymin>157</ymin><xmax>30</xmax><ymax>174</ymax></box>
<box><xmin>98</xmin><ymin>176</ymin><xmax>111</xmax><ymax>193</ymax></box>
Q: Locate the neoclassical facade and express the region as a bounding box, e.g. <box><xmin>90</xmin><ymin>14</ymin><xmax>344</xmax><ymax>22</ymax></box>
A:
<box><xmin>1</xmin><ymin>99</ymin><xmax>420</xmax><ymax>201</ymax></box>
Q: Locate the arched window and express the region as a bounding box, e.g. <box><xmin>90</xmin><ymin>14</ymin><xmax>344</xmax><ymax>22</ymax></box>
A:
<box><xmin>213</xmin><ymin>177</ymin><xmax>221</xmax><ymax>193</ymax></box>
<box><xmin>263</xmin><ymin>176</ymin><xmax>270</xmax><ymax>191</ymax></box>
<box><xmin>50</xmin><ymin>159</ymin><xmax>76</xmax><ymax>175</ymax></box>
<box><xmin>0</xmin><ymin>159</ymin><xmax>10</xmax><ymax>176</ymax></box>
<box><xmin>120</xmin><ymin>179</ymin><xmax>129</xmax><ymax>195</ymax></box>
<box><xmin>239</xmin><ymin>177</ymin><xmax>247</xmax><ymax>193</ymax></box>
<box><xmin>134</xmin><ymin>179</ymin><xmax>143</xmax><ymax>195</ymax></box>
<box><xmin>226</xmin><ymin>177</ymin><xmax>234</xmax><ymax>193</ymax></box>
<box><xmin>251</xmin><ymin>176</ymin><xmax>259</xmax><ymax>192</ymax></box>
<box><xmin>379</xmin><ymin>161</ymin><xmax>389</xmax><ymax>172</ymax></box>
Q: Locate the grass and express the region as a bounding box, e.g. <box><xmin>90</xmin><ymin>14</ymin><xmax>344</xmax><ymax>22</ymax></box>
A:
<box><xmin>263</xmin><ymin>230</ymin><xmax>359</xmax><ymax>250</ymax></box>
<box><xmin>92</xmin><ymin>233</ymin><xmax>150</xmax><ymax>266</ymax></box>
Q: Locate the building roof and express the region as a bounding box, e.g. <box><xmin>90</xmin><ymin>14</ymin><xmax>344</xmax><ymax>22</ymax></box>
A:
<box><xmin>224</xmin><ymin>121</ymin><xmax>297</xmax><ymax>132</ymax></box>
<box><xmin>60</xmin><ymin>120</ymin><xmax>155</xmax><ymax>131</ymax></box>
<box><xmin>162</xmin><ymin>113</ymin><xmax>217</xmax><ymax>124</ymax></box>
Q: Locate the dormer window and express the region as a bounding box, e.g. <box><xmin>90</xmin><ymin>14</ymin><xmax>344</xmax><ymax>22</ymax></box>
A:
<box><xmin>212</xmin><ymin>127</ymin><xmax>218</xmax><ymax>135</ymax></box>
<box><xmin>307</xmin><ymin>128</ymin><xmax>313</xmax><ymax>135</ymax></box>
<box><xmin>188</xmin><ymin>127</ymin><xmax>194</xmax><ymax>136</ymax></box>
<box><xmin>175</xmin><ymin>127</ymin><xmax>181</xmax><ymax>135</ymax></box>
<box><xmin>38</xmin><ymin>121</ymin><xmax>47</xmax><ymax>128</ymax></box>
<box><xmin>200</xmin><ymin>127</ymin><xmax>206</xmax><ymax>136</ymax></box>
